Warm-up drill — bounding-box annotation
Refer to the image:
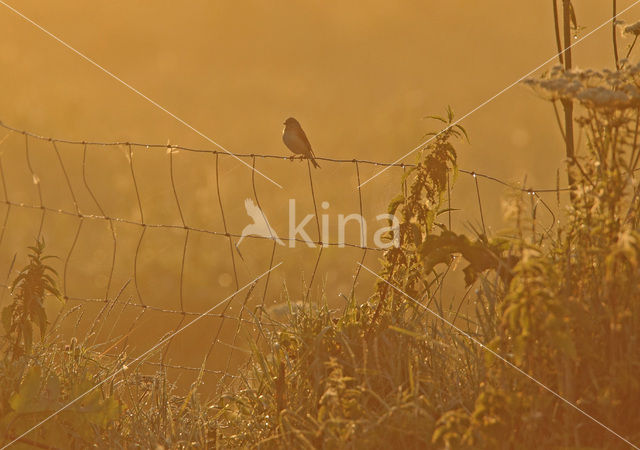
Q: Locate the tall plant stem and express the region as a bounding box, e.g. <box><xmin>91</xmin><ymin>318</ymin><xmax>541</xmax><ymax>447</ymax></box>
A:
<box><xmin>562</xmin><ymin>0</ymin><xmax>576</xmax><ymax>196</ymax></box>
<box><xmin>613</xmin><ymin>0</ymin><xmax>620</xmax><ymax>69</ymax></box>
<box><xmin>552</xmin><ymin>0</ymin><xmax>564</xmax><ymax>64</ymax></box>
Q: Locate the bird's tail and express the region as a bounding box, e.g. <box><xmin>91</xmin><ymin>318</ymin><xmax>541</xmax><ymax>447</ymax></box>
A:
<box><xmin>307</xmin><ymin>150</ymin><xmax>321</xmax><ymax>168</ymax></box>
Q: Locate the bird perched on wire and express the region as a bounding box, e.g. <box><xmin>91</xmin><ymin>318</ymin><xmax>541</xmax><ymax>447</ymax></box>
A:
<box><xmin>282</xmin><ymin>117</ymin><xmax>321</xmax><ymax>168</ymax></box>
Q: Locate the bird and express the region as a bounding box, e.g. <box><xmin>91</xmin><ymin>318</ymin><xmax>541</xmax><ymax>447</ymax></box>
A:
<box><xmin>282</xmin><ymin>117</ymin><xmax>321</xmax><ymax>168</ymax></box>
<box><xmin>235</xmin><ymin>198</ymin><xmax>284</xmax><ymax>260</ymax></box>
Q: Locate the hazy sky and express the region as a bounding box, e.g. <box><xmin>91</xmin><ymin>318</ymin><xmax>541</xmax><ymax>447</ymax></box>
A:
<box><xmin>2</xmin><ymin>1</ymin><xmax>636</xmax><ymax>184</ymax></box>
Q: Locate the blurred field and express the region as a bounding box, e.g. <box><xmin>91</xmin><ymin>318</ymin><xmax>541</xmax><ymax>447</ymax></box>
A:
<box><xmin>1</xmin><ymin>1</ymin><xmax>639</xmax><ymax>385</ymax></box>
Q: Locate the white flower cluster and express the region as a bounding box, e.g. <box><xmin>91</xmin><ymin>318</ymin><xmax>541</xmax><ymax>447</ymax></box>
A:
<box><xmin>524</xmin><ymin>63</ymin><xmax>640</xmax><ymax>110</ymax></box>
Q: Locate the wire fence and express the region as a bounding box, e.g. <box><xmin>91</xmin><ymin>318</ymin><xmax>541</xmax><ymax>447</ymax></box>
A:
<box><xmin>0</xmin><ymin>119</ymin><xmax>568</xmax><ymax>386</ymax></box>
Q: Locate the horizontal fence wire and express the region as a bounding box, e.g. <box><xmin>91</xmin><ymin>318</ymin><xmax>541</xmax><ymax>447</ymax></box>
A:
<box><xmin>0</xmin><ymin>283</ymin><xmax>258</xmax><ymax>323</ymax></box>
<box><xmin>0</xmin><ymin>120</ymin><xmax>569</xmax><ymax>379</ymax></box>
<box><xmin>103</xmin><ymin>354</ymin><xmax>235</xmax><ymax>376</ymax></box>
<box><xmin>0</xmin><ymin>120</ymin><xmax>570</xmax><ymax>193</ymax></box>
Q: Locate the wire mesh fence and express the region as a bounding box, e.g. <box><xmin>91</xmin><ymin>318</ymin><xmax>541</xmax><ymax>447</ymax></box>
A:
<box><xmin>0</xmin><ymin>120</ymin><xmax>567</xmax><ymax>389</ymax></box>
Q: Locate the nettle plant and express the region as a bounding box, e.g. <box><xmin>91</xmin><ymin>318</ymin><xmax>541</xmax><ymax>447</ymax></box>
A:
<box><xmin>0</xmin><ymin>241</ymin><xmax>122</xmax><ymax>447</ymax></box>
<box><xmin>2</xmin><ymin>239</ymin><xmax>62</xmax><ymax>359</ymax></box>
<box><xmin>369</xmin><ymin>108</ymin><xmax>513</xmax><ymax>336</ymax></box>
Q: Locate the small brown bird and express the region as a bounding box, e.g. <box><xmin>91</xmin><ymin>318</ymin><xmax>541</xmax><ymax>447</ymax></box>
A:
<box><xmin>282</xmin><ymin>117</ymin><xmax>321</xmax><ymax>168</ymax></box>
